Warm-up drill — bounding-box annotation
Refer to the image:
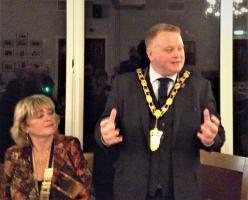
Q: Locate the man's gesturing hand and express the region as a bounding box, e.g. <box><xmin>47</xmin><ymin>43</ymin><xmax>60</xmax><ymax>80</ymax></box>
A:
<box><xmin>197</xmin><ymin>109</ymin><xmax>220</xmax><ymax>146</ymax></box>
<box><xmin>100</xmin><ymin>108</ymin><xmax>123</xmax><ymax>146</ymax></box>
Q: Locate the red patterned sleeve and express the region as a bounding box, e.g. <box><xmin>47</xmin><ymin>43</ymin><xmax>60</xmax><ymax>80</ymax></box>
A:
<box><xmin>67</xmin><ymin>137</ymin><xmax>93</xmax><ymax>200</ymax></box>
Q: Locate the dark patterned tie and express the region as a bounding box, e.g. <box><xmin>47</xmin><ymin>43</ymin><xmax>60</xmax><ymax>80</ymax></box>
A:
<box><xmin>158</xmin><ymin>78</ymin><xmax>171</xmax><ymax>107</ymax></box>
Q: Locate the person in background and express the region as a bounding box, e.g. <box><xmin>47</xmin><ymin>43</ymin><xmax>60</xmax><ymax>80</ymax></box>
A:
<box><xmin>3</xmin><ymin>94</ymin><xmax>92</xmax><ymax>199</ymax></box>
<box><xmin>0</xmin><ymin>67</ymin><xmax>26</xmax><ymax>163</ymax></box>
<box><xmin>90</xmin><ymin>71</ymin><xmax>115</xmax><ymax>200</ymax></box>
<box><xmin>137</xmin><ymin>39</ymin><xmax>150</xmax><ymax>68</ymax></box>
<box><xmin>118</xmin><ymin>46</ymin><xmax>140</xmax><ymax>74</ymax></box>
<box><xmin>95</xmin><ymin>23</ymin><xmax>225</xmax><ymax>200</ymax></box>
<box><xmin>110</xmin><ymin>65</ymin><xmax>120</xmax><ymax>85</ymax></box>
<box><xmin>84</xmin><ymin>63</ymin><xmax>97</xmax><ymax>152</ymax></box>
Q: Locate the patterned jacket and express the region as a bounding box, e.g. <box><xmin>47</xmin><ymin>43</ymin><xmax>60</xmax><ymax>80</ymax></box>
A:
<box><xmin>3</xmin><ymin>133</ymin><xmax>92</xmax><ymax>200</ymax></box>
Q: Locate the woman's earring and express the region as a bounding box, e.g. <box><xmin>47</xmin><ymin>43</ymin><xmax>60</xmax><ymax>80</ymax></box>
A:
<box><xmin>26</xmin><ymin>133</ymin><xmax>29</xmax><ymax>142</ymax></box>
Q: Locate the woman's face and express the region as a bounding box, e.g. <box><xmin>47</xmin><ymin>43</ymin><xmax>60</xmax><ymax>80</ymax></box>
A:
<box><xmin>23</xmin><ymin>106</ymin><xmax>58</xmax><ymax>138</ymax></box>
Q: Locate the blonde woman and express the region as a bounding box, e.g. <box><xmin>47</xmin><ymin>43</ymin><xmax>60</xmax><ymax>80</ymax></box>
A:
<box><xmin>3</xmin><ymin>94</ymin><xmax>92</xmax><ymax>200</ymax></box>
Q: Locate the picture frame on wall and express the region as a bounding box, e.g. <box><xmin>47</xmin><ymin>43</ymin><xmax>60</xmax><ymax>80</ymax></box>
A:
<box><xmin>16</xmin><ymin>48</ymin><xmax>27</xmax><ymax>57</ymax></box>
<box><xmin>57</xmin><ymin>0</ymin><xmax>66</xmax><ymax>10</ymax></box>
<box><xmin>2</xmin><ymin>48</ymin><xmax>14</xmax><ymax>57</ymax></box>
<box><xmin>16</xmin><ymin>33</ymin><xmax>28</xmax><ymax>40</ymax></box>
<box><xmin>29</xmin><ymin>48</ymin><xmax>42</xmax><ymax>58</ymax></box>
<box><xmin>16</xmin><ymin>33</ymin><xmax>28</xmax><ymax>47</ymax></box>
<box><xmin>29</xmin><ymin>61</ymin><xmax>43</xmax><ymax>69</ymax></box>
<box><xmin>16</xmin><ymin>61</ymin><xmax>27</xmax><ymax>69</ymax></box>
<box><xmin>2</xmin><ymin>62</ymin><xmax>15</xmax><ymax>72</ymax></box>
<box><xmin>30</xmin><ymin>40</ymin><xmax>43</xmax><ymax>48</ymax></box>
<box><xmin>16</xmin><ymin>39</ymin><xmax>27</xmax><ymax>47</ymax></box>
<box><xmin>2</xmin><ymin>39</ymin><xmax>14</xmax><ymax>47</ymax></box>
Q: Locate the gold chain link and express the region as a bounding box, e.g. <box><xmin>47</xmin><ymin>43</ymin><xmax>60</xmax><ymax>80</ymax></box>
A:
<box><xmin>136</xmin><ymin>68</ymin><xmax>190</xmax><ymax>119</ymax></box>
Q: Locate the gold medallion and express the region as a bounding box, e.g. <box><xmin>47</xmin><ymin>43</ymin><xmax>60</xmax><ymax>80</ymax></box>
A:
<box><xmin>154</xmin><ymin>109</ymin><xmax>161</xmax><ymax>119</ymax></box>
<box><xmin>150</xmin><ymin>128</ymin><xmax>163</xmax><ymax>151</ymax></box>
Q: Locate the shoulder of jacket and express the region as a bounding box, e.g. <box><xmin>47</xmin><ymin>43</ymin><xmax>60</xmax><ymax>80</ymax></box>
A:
<box><xmin>112</xmin><ymin>71</ymin><xmax>138</xmax><ymax>85</ymax></box>
<box><xmin>183</xmin><ymin>69</ymin><xmax>207</xmax><ymax>82</ymax></box>
<box><xmin>5</xmin><ymin>145</ymin><xmax>23</xmax><ymax>161</ymax></box>
<box><xmin>54</xmin><ymin>133</ymin><xmax>80</xmax><ymax>146</ymax></box>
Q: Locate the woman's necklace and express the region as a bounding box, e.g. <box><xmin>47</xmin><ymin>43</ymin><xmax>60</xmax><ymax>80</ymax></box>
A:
<box><xmin>32</xmin><ymin>148</ymin><xmax>50</xmax><ymax>181</ymax></box>
<box><xmin>31</xmin><ymin>140</ymin><xmax>54</xmax><ymax>200</ymax></box>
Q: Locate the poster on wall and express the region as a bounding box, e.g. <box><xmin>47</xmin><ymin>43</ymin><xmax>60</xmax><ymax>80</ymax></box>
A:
<box><xmin>2</xmin><ymin>40</ymin><xmax>14</xmax><ymax>47</ymax></box>
<box><xmin>29</xmin><ymin>61</ymin><xmax>43</xmax><ymax>70</ymax></box>
<box><xmin>2</xmin><ymin>62</ymin><xmax>15</xmax><ymax>72</ymax></box>
<box><xmin>29</xmin><ymin>48</ymin><xmax>42</xmax><ymax>58</ymax></box>
<box><xmin>1</xmin><ymin>33</ymin><xmax>46</xmax><ymax>79</ymax></box>
<box><xmin>16</xmin><ymin>33</ymin><xmax>28</xmax><ymax>47</ymax></box>
<box><xmin>16</xmin><ymin>61</ymin><xmax>28</xmax><ymax>69</ymax></box>
<box><xmin>16</xmin><ymin>48</ymin><xmax>27</xmax><ymax>57</ymax></box>
<box><xmin>2</xmin><ymin>48</ymin><xmax>14</xmax><ymax>57</ymax></box>
<box><xmin>30</xmin><ymin>40</ymin><xmax>43</xmax><ymax>48</ymax></box>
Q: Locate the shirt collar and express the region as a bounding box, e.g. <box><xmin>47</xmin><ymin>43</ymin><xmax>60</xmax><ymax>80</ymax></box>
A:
<box><xmin>149</xmin><ymin>64</ymin><xmax>177</xmax><ymax>84</ymax></box>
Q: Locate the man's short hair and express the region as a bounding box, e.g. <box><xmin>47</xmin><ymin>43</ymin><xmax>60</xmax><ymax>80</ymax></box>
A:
<box><xmin>144</xmin><ymin>23</ymin><xmax>181</xmax><ymax>47</ymax></box>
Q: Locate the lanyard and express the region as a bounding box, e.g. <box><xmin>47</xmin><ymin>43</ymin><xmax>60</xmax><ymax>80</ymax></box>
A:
<box><xmin>30</xmin><ymin>139</ymin><xmax>54</xmax><ymax>169</ymax></box>
<box><xmin>29</xmin><ymin>139</ymin><xmax>55</xmax><ymax>199</ymax></box>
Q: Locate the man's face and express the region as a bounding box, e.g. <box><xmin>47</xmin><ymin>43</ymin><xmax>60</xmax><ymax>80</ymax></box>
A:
<box><xmin>146</xmin><ymin>31</ymin><xmax>185</xmax><ymax>76</ymax></box>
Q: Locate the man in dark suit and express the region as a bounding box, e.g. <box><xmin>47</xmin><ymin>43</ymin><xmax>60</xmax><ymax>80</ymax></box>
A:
<box><xmin>95</xmin><ymin>23</ymin><xmax>225</xmax><ymax>200</ymax></box>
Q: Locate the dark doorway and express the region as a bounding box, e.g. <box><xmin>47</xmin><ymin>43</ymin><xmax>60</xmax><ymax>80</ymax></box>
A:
<box><xmin>233</xmin><ymin>39</ymin><xmax>248</xmax><ymax>81</ymax></box>
<box><xmin>84</xmin><ymin>37</ymin><xmax>106</xmax><ymax>151</ymax></box>
<box><xmin>85</xmin><ymin>38</ymin><xmax>105</xmax><ymax>70</ymax></box>
<box><xmin>233</xmin><ymin>39</ymin><xmax>248</xmax><ymax>156</ymax></box>
<box><xmin>84</xmin><ymin>38</ymin><xmax>114</xmax><ymax>200</ymax></box>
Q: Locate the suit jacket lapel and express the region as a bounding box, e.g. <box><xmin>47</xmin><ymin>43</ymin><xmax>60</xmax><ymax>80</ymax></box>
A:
<box><xmin>172</xmin><ymin>90</ymin><xmax>184</xmax><ymax>146</ymax></box>
<box><xmin>139</xmin><ymin>92</ymin><xmax>150</xmax><ymax>144</ymax></box>
<box><xmin>172</xmin><ymin>71</ymin><xmax>191</xmax><ymax>146</ymax></box>
<box><xmin>136</xmin><ymin>69</ymin><xmax>150</xmax><ymax>145</ymax></box>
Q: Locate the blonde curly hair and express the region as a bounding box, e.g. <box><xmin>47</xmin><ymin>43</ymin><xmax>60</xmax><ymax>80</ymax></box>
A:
<box><xmin>11</xmin><ymin>94</ymin><xmax>60</xmax><ymax>147</ymax></box>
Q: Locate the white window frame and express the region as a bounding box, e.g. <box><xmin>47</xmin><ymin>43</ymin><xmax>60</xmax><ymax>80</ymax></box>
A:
<box><xmin>65</xmin><ymin>0</ymin><xmax>84</xmax><ymax>146</ymax></box>
<box><xmin>220</xmin><ymin>0</ymin><xmax>233</xmax><ymax>154</ymax></box>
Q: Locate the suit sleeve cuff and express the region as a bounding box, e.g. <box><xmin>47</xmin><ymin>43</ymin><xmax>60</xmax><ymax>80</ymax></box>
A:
<box><xmin>203</xmin><ymin>140</ymin><xmax>215</xmax><ymax>147</ymax></box>
<box><xmin>101</xmin><ymin>136</ymin><xmax>111</xmax><ymax>147</ymax></box>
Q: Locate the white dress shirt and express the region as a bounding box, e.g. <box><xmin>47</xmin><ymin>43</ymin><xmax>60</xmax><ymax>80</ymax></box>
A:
<box><xmin>149</xmin><ymin>65</ymin><xmax>177</xmax><ymax>100</ymax></box>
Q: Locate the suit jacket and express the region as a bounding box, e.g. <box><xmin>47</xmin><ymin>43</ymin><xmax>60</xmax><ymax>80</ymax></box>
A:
<box><xmin>95</xmin><ymin>68</ymin><xmax>225</xmax><ymax>200</ymax></box>
<box><xmin>3</xmin><ymin>133</ymin><xmax>92</xmax><ymax>200</ymax></box>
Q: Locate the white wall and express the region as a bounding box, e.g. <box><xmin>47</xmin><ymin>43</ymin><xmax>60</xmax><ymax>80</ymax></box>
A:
<box><xmin>0</xmin><ymin>0</ymin><xmax>66</xmax><ymax>85</ymax></box>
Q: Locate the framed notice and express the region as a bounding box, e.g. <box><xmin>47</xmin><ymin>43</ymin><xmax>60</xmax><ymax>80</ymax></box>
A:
<box><xmin>2</xmin><ymin>62</ymin><xmax>15</xmax><ymax>72</ymax></box>
<box><xmin>16</xmin><ymin>33</ymin><xmax>28</xmax><ymax>47</ymax></box>
<box><xmin>2</xmin><ymin>39</ymin><xmax>14</xmax><ymax>47</ymax></box>
<box><xmin>29</xmin><ymin>48</ymin><xmax>42</xmax><ymax>58</ymax></box>
<box><xmin>2</xmin><ymin>48</ymin><xmax>14</xmax><ymax>57</ymax></box>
